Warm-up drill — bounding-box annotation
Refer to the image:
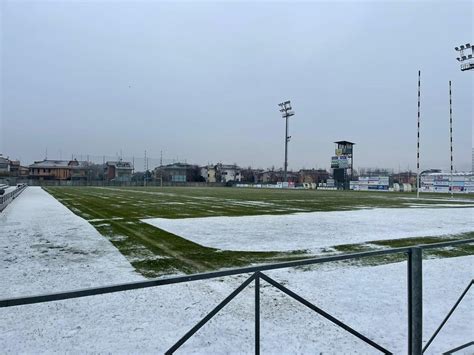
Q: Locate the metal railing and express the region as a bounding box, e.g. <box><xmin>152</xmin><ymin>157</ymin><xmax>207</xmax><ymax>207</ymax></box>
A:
<box><xmin>1</xmin><ymin>238</ymin><xmax>473</xmax><ymax>354</ymax></box>
<box><xmin>0</xmin><ymin>184</ymin><xmax>27</xmax><ymax>211</ymax></box>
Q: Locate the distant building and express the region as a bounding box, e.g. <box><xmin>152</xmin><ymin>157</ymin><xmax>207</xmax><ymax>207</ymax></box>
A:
<box><xmin>0</xmin><ymin>155</ymin><xmax>10</xmax><ymax>176</ymax></box>
<box><xmin>216</xmin><ymin>163</ymin><xmax>241</xmax><ymax>183</ymax></box>
<box><xmin>200</xmin><ymin>165</ymin><xmax>217</xmax><ymax>183</ymax></box>
<box><xmin>298</xmin><ymin>169</ymin><xmax>329</xmax><ymax>184</ymax></box>
<box><xmin>8</xmin><ymin>160</ymin><xmax>20</xmax><ymax>177</ymax></box>
<box><xmin>29</xmin><ymin>159</ymin><xmax>90</xmax><ymax>180</ymax></box>
<box><xmin>154</xmin><ymin>163</ymin><xmax>201</xmax><ymax>183</ymax></box>
<box><xmin>392</xmin><ymin>171</ymin><xmax>417</xmax><ymax>186</ymax></box>
<box><xmin>105</xmin><ymin>160</ymin><xmax>133</xmax><ymax>182</ymax></box>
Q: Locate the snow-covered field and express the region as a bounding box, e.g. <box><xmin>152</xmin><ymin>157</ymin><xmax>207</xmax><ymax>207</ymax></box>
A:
<box><xmin>1</xmin><ymin>187</ymin><xmax>473</xmax><ymax>354</ymax></box>
<box><xmin>142</xmin><ymin>207</ymin><xmax>474</xmax><ymax>252</ymax></box>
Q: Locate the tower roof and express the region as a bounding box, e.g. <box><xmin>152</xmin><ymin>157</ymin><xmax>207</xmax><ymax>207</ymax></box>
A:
<box><xmin>334</xmin><ymin>140</ymin><xmax>355</xmax><ymax>145</ymax></box>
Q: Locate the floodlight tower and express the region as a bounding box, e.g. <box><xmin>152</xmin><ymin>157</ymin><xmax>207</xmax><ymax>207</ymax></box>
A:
<box><xmin>454</xmin><ymin>43</ymin><xmax>474</xmax><ymax>71</ymax></box>
<box><xmin>278</xmin><ymin>100</ymin><xmax>295</xmax><ymax>183</ymax></box>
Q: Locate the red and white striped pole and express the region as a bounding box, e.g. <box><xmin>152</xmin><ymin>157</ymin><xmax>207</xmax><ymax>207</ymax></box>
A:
<box><xmin>449</xmin><ymin>81</ymin><xmax>454</xmax><ymax>198</ymax></box>
<box><xmin>417</xmin><ymin>71</ymin><xmax>421</xmax><ymax>198</ymax></box>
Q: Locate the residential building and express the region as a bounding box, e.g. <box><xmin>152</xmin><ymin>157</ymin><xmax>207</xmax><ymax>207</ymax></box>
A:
<box><xmin>154</xmin><ymin>163</ymin><xmax>201</xmax><ymax>183</ymax></box>
<box><xmin>105</xmin><ymin>160</ymin><xmax>133</xmax><ymax>182</ymax></box>
<box><xmin>200</xmin><ymin>165</ymin><xmax>217</xmax><ymax>183</ymax></box>
<box><xmin>29</xmin><ymin>159</ymin><xmax>90</xmax><ymax>180</ymax></box>
<box><xmin>0</xmin><ymin>155</ymin><xmax>10</xmax><ymax>176</ymax></box>
<box><xmin>8</xmin><ymin>160</ymin><xmax>20</xmax><ymax>177</ymax></box>
<box><xmin>298</xmin><ymin>169</ymin><xmax>329</xmax><ymax>184</ymax></box>
<box><xmin>216</xmin><ymin>163</ymin><xmax>241</xmax><ymax>183</ymax></box>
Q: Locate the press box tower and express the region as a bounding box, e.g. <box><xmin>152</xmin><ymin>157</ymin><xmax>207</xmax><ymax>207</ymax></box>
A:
<box><xmin>331</xmin><ymin>140</ymin><xmax>355</xmax><ymax>189</ymax></box>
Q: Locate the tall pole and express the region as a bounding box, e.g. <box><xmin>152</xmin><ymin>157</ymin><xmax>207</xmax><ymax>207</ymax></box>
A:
<box><xmin>278</xmin><ymin>100</ymin><xmax>295</xmax><ymax>184</ymax></box>
<box><xmin>144</xmin><ymin>150</ymin><xmax>147</xmax><ymax>187</ymax></box>
<box><xmin>417</xmin><ymin>70</ymin><xmax>421</xmax><ymax>199</ymax></box>
<box><xmin>160</xmin><ymin>150</ymin><xmax>163</xmax><ymax>187</ymax></box>
<box><xmin>284</xmin><ymin>115</ymin><xmax>289</xmax><ymax>182</ymax></box>
<box><xmin>449</xmin><ymin>81</ymin><xmax>454</xmax><ymax>198</ymax></box>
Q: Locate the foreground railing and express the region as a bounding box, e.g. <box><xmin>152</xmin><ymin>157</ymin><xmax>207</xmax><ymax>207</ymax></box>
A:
<box><xmin>0</xmin><ymin>184</ymin><xmax>27</xmax><ymax>211</ymax></box>
<box><xmin>1</xmin><ymin>239</ymin><xmax>473</xmax><ymax>354</ymax></box>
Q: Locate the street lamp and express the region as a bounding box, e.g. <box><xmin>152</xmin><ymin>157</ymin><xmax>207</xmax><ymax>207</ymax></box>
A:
<box><xmin>278</xmin><ymin>100</ymin><xmax>295</xmax><ymax>183</ymax></box>
<box><xmin>454</xmin><ymin>43</ymin><xmax>474</xmax><ymax>71</ymax></box>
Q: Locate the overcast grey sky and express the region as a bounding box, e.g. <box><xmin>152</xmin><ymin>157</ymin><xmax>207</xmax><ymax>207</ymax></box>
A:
<box><xmin>1</xmin><ymin>0</ymin><xmax>473</xmax><ymax>171</ymax></box>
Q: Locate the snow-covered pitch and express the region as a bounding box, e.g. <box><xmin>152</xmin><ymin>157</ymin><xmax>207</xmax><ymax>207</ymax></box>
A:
<box><xmin>1</xmin><ymin>187</ymin><xmax>473</xmax><ymax>353</ymax></box>
<box><xmin>143</xmin><ymin>207</ymin><xmax>474</xmax><ymax>252</ymax></box>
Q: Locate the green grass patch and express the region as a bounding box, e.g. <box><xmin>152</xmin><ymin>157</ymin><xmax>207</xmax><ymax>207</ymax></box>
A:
<box><xmin>43</xmin><ymin>186</ymin><xmax>474</xmax><ymax>277</ymax></box>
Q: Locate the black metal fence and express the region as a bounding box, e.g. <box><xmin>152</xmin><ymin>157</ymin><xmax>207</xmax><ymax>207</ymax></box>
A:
<box><xmin>1</xmin><ymin>239</ymin><xmax>473</xmax><ymax>354</ymax></box>
<box><xmin>0</xmin><ymin>184</ymin><xmax>27</xmax><ymax>212</ymax></box>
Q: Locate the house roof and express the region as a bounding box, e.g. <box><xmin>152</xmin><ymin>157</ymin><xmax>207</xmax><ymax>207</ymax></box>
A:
<box><xmin>30</xmin><ymin>160</ymin><xmax>70</xmax><ymax>168</ymax></box>
<box><xmin>30</xmin><ymin>159</ymin><xmax>89</xmax><ymax>169</ymax></box>
<box><xmin>106</xmin><ymin>161</ymin><xmax>133</xmax><ymax>169</ymax></box>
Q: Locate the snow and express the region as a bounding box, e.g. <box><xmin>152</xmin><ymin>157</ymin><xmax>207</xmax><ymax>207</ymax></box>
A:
<box><xmin>1</xmin><ymin>256</ymin><xmax>472</xmax><ymax>354</ymax></box>
<box><xmin>142</xmin><ymin>207</ymin><xmax>474</xmax><ymax>252</ymax></box>
<box><xmin>0</xmin><ymin>187</ymin><xmax>141</xmax><ymax>296</ymax></box>
<box><xmin>1</xmin><ymin>187</ymin><xmax>473</xmax><ymax>354</ymax></box>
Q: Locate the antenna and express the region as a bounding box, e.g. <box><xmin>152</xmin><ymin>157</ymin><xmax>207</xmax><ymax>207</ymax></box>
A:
<box><xmin>449</xmin><ymin>81</ymin><xmax>454</xmax><ymax>198</ymax></box>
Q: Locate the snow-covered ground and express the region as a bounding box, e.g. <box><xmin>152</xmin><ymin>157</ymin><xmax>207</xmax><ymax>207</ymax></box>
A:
<box><xmin>0</xmin><ymin>187</ymin><xmax>140</xmax><ymax>297</ymax></box>
<box><xmin>1</xmin><ymin>256</ymin><xmax>472</xmax><ymax>354</ymax></box>
<box><xmin>142</xmin><ymin>207</ymin><xmax>474</xmax><ymax>252</ymax></box>
<box><xmin>1</xmin><ymin>187</ymin><xmax>473</xmax><ymax>354</ymax></box>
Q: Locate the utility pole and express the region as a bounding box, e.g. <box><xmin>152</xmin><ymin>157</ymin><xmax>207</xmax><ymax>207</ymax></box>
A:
<box><xmin>278</xmin><ymin>100</ymin><xmax>295</xmax><ymax>183</ymax></box>
<box><xmin>144</xmin><ymin>150</ymin><xmax>147</xmax><ymax>187</ymax></box>
<box><xmin>160</xmin><ymin>150</ymin><xmax>163</xmax><ymax>187</ymax></box>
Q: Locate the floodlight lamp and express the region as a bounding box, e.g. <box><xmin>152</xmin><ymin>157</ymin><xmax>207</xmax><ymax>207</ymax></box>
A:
<box><xmin>466</xmin><ymin>43</ymin><xmax>471</xmax><ymax>48</ymax></box>
<box><xmin>284</xmin><ymin>100</ymin><xmax>291</xmax><ymax>105</ymax></box>
<box><xmin>469</xmin><ymin>54</ymin><xmax>473</xmax><ymax>59</ymax></box>
<box><xmin>461</xmin><ymin>45</ymin><xmax>465</xmax><ymax>50</ymax></box>
<box><xmin>462</xmin><ymin>55</ymin><xmax>467</xmax><ymax>60</ymax></box>
<box><xmin>457</xmin><ymin>57</ymin><xmax>461</xmax><ymax>61</ymax></box>
<box><xmin>455</xmin><ymin>47</ymin><xmax>459</xmax><ymax>51</ymax></box>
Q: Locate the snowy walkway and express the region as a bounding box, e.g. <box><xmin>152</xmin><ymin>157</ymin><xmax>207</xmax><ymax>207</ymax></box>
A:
<box><xmin>143</xmin><ymin>207</ymin><xmax>474</xmax><ymax>252</ymax></box>
<box><xmin>0</xmin><ymin>187</ymin><xmax>141</xmax><ymax>297</ymax></box>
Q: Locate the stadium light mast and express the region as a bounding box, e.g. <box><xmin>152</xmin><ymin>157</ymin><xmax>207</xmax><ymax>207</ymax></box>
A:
<box><xmin>278</xmin><ymin>100</ymin><xmax>295</xmax><ymax>183</ymax></box>
<box><xmin>454</xmin><ymin>42</ymin><xmax>474</xmax><ymax>71</ymax></box>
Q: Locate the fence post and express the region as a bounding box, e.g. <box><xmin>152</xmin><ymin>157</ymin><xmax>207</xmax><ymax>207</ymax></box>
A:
<box><xmin>255</xmin><ymin>272</ymin><xmax>260</xmax><ymax>355</ymax></box>
<box><xmin>408</xmin><ymin>247</ymin><xmax>423</xmax><ymax>355</ymax></box>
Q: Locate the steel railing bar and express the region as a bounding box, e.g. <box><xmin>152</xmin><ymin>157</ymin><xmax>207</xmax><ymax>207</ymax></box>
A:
<box><xmin>419</xmin><ymin>239</ymin><xmax>474</xmax><ymax>250</ymax></box>
<box><xmin>165</xmin><ymin>273</ymin><xmax>256</xmax><ymax>354</ymax></box>
<box><xmin>408</xmin><ymin>247</ymin><xmax>423</xmax><ymax>355</ymax></box>
<box><xmin>255</xmin><ymin>272</ymin><xmax>260</xmax><ymax>355</ymax></box>
<box><xmin>442</xmin><ymin>341</ymin><xmax>474</xmax><ymax>354</ymax></box>
<box><xmin>423</xmin><ymin>280</ymin><xmax>473</xmax><ymax>353</ymax></box>
<box><xmin>258</xmin><ymin>272</ymin><xmax>392</xmax><ymax>354</ymax></box>
<box><xmin>1</xmin><ymin>239</ymin><xmax>473</xmax><ymax>308</ymax></box>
